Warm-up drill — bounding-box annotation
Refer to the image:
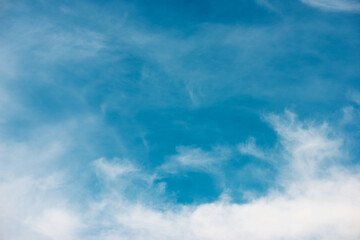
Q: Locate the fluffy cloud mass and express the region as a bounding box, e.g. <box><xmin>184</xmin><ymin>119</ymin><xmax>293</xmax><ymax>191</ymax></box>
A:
<box><xmin>1</xmin><ymin>111</ymin><xmax>359</xmax><ymax>240</ymax></box>
<box><xmin>92</xmin><ymin>112</ymin><xmax>360</xmax><ymax>240</ymax></box>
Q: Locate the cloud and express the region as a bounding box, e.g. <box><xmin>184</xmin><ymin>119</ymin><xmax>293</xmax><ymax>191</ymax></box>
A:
<box><xmin>0</xmin><ymin>115</ymin><xmax>103</xmax><ymax>240</ymax></box>
<box><xmin>160</xmin><ymin>145</ymin><xmax>232</xmax><ymax>173</ymax></box>
<box><xmin>2</xmin><ymin>0</ymin><xmax>358</xmax><ymax>115</ymax></box>
<box><xmin>0</xmin><ymin>175</ymin><xmax>78</xmax><ymax>240</ymax></box>
<box><xmin>93</xmin><ymin>157</ymin><xmax>138</xmax><ymax>180</ymax></box>
<box><xmin>78</xmin><ymin>111</ymin><xmax>360</xmax><ymax>240</ymax></box>
<box><xmin>88</xmin><ymin>174</ymin><xmax>360</xmax><ymax>240</ymax></box>
<box><xmin>0</xmin><ymin>1</ymin><xmax>359</xmax><ymax>238</ymax></box>
<box><xmin>301</xmin><ymin>0</ymin><xmax>360</xmax><ymax>12</ymax></box>
<box><xmin>238</xmin><ymin>137</ymin><xmax>267</xmax><ymax>160</ymax></box>
<box><xmin>29</xmin><ymin>208</ymin><xmax>83</xmax><ymax>240</ymax></box>
<box><xmin>0</xmin><ymin>111</ymin><xmax>359</xmax><ymax>239</ymax></box>
<box><xmin>189</xmin><ymin>174</ymin><xmax>360</xmax><ymax>240</ymax></box>
<box><xmin>265</xmin><ymin>110</ymin><xmax>342</xmax><ymax>179</ymax></box>
<box><xmin>347</xmin><ymin>89</ymin><xmax>360</xmax><ymax>105</ymax></box>
<box><xmin>255</xmin><ymin>0</ymin><xmax>281</xmax><ymax>13</ymax></box>
<box><xmin>2</xmin><ymin>20</ymin><xmax>105</xmax><ymax>64</ymax></box>
<box><xmin>114</xmin><ymin>205</ymin><xmax>194</xmax><ymax>240</ymax></box>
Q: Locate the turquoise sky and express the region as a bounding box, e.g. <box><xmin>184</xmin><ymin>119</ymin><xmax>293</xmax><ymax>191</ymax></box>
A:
<box><xmin>1</xmin><ymin>0</ymin><xmax>360</xmax><ymax>239</ymax></box>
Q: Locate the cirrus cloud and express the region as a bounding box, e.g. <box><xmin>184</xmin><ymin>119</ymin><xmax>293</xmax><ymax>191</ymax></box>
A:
<box><xmin>301</xmin><ymin>0</ymin><xmax>360</xmax><ymax>12</ymax></box>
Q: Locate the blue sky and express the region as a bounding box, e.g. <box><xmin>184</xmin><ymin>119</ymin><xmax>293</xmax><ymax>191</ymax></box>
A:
<box><xmin>1</xmin><ymin>0</ymin><xmax>360</xmax><ymax>239</ymax></box>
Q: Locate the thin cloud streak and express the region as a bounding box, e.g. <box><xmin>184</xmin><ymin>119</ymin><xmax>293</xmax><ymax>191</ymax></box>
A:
<box><xmin>301</xmin><ymin>0</ymin><xmax>360</xmax><ymax>12</ymax></box>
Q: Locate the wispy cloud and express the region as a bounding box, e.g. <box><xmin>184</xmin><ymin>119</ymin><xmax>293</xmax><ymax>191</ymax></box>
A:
<box><xmin>266</xmin><ymin>110</ymin><xmax>343</xmax><ymax>179</ymax></box>
<box><xmin>93</xmin><ymin>157</ymin><xmax>138</xmax><ymax>180</ymax></box>
<box><xmin>301</xmin><ymin>0</ymin><xmax>360</xmax><ymax>12</ymax></box>
<box><xmin>159</xmin><ymin>145</ymin><xmax>232</xmax><ymax>173</ymax></box>
<box><xmin>347</xmin><ymin>89</ymin><xmax>360</xmax><ymax>105</ymax></box>
<box><xmin>238</xmin><ymin>137</ymin><xmax>267</xmax><ymax>160</ymax></box>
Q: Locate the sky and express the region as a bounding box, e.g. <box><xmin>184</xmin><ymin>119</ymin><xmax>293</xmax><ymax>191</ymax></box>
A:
<box><xmin>0</xmin><ymin>0</ymin><xmax>360</xmax><ymax>239</ymax></box>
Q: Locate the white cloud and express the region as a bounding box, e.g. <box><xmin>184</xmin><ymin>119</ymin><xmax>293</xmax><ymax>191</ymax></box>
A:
<box><xmin>93</xmin><ymin>157</ymin><xmax>138</xmax><ymax>180</ymax></box>
<box><xmin>0</xmin><ymin>1</ymin><xmax>358</xmax><ymax>237</ymax></box>
<box><xmin>266</xmin><ymin>110</ymin><xmax>342</xmax><ymax>179</ymax></box>
<box><xmin>160</xmin><ymin>145</ymin><xmax>232</xmax><ymax>173</ymax></box>
<box><xmin>0</xmin><ymin>175</ymin><xmax>79</xmax><ymax>240</ymax></box>
<box><xmin>189</xmin><ymin>175</ymin><xmax>360</xmax><ymax>240</ymax></box>
<box><xmin>87</xmin><ymin>170</ymin><xmax>360</xmax><ymax>239</ymax></box>
<box><xmin>301</xmin><ymin>0</ymin><xmax>360</xmax><ymax>12</ymax></box>
<box><xmin>347</xmin><ymin>89</ymin><xmax>360</xmax><ymax>105</ymax></box>
<box><xmin>92</xmin><ymin>158</ymin><xmax>158</xmax><ymax>191</ymax></box>
<box><xmin>3</xmin><ymin>22</ymin><xmax>105</xmax><ymax>64</ymax></box>
<box><xmin>85</xmin><ymin>111</ymin><xmax>360</xmax><ymax>240</ymax></box>
<box><xmin>238</xmin><ymin>137</ymin><xmax>267</xmax><ymax>160</ymax></box>
<box><xmin>0</xmin><ymin>117</ymin><xmax>99</xmax><ymax>240</ymax></box>
<box><xmin>255</xmin><ymin>0</ymin><xmax>280</xmax><ymax>13</ymax></box>
<box><xmin>1</xmin><ymin>110</ymin><xmax>359</xmax><ymax>240</ymax></box>
<box><xmin>29</xmin><ymin>208</ymin><xmax>83</xmax><ymax>240</ymax></box>
<box><xmin>115</xmin><ymin>205</ymin><xmax>194</xmax><ymax>240</ymax></box>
